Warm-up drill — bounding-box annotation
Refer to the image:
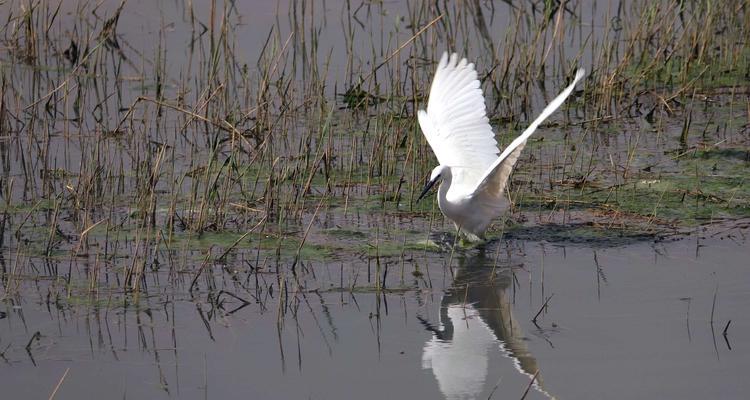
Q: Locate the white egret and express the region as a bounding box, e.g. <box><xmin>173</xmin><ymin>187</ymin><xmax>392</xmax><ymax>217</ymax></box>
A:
<box><xmin>417</xmin><ymin>52</ymin><xmax>585</xmax><ymax>241</ymax></box>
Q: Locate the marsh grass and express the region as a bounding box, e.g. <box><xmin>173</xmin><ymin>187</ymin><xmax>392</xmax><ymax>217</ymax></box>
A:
<box><xmin>0</xmin><ymin>0</ymin><xmax>748</xmax><ymax>336</ymax></box>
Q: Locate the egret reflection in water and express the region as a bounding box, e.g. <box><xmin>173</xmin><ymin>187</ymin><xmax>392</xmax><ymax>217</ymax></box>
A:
<box><xmin>421</xmin><ymin>250</ymin><xmax>552</xmax><ymax>399</ymax></box>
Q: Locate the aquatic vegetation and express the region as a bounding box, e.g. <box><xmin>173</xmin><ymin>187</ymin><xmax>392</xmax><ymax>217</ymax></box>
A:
<box><xmin>0</xmin><ymin>1</ymin><xmax>748</xmax><ymax>397</ymax></box>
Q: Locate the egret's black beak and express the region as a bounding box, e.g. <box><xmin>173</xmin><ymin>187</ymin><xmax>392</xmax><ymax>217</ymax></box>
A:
<box><xmin>417</xmin><ymin>176</ymin><xmax>440</xmax><ymax>202</ymax></box>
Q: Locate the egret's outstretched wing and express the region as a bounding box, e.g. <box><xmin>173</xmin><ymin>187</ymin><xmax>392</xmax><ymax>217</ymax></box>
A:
<box><xmin>418</xmin><ymin>52</ymin><xmax>499</xmax><ymax>194</ymax></box>
<box><xmin>472</xmin><ymin>68</ymin><xmax>586</xmax><ymax>197</ymax></box>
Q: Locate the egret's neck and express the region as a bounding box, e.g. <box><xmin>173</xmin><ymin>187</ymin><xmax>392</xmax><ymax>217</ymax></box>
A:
<box><xmin>437</xmin><ymin>166</ymin><xmax>452</xmax><ymax>202</ymax></box>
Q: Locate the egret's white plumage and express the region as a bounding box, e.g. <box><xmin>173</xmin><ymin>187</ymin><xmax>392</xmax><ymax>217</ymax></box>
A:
<box><xmin>418</xmin><ymin>52</ymin><xmax>585</xmax><ymax>241</ymax></box>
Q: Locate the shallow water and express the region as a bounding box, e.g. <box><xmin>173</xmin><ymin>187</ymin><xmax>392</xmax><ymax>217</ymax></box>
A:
<box><xmin>1</xmin><ymin>0</ymin><xmax>749</xmax><ymax>399</ymax></box>
<box><xmin>2</xmin><ymin>226</ymin><xmax>748</xmax><ymax>399</ymax></box>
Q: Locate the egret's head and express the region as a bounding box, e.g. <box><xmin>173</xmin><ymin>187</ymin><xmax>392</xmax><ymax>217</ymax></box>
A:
<box><xmin>417</xmin><ymin>165</ymin><xmax>449</xmax><ymax>202</ymax></box>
